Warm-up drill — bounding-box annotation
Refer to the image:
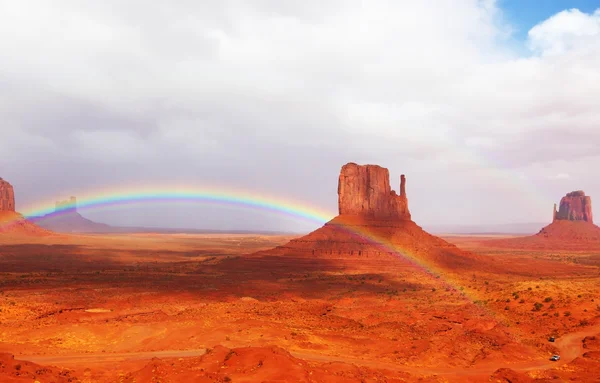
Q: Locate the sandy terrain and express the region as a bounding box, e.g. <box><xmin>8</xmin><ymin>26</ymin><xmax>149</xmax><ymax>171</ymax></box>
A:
<box><xmin>0</xmin><ymin>232</ymin><xmax>599</xmax><ymax>382</ymax></box>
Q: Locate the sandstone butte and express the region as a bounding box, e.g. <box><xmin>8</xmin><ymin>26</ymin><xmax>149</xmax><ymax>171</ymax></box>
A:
<box><xmin>0</xmin><ymin>177</ymin><xmax>52</xmax><ymax>236</ymax></box>
<box><xmin>0</xmin><ymin>177</ymin><xmax>15</xmax><ymax>212</ymax></box>
<box><xmin>489</xmin><ymin>190</ymin><xmax>600</xmax><ymax>249</ymax></box>
<box><xmin>252</xmin><ymin>162</ymin><xmax>482</xmax><ymax>270</ymax></box>
<box><xmin>552</xmin><ymin>190</ymin><xmax>593</xmax><ymax>224</ymax></box>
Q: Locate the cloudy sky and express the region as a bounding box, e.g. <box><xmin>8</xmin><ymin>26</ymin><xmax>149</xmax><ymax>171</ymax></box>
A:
<box><xmin>1</xmin><ymin>0</ymin><xmax>599</xmax><ymax>232</ymax></box>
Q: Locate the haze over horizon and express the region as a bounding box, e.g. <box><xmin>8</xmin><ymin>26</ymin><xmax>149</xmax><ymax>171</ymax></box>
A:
<box><xmin>1</xmin><ymin>1</ymin><xmax>599</xmax><ymax>232</ymax></box>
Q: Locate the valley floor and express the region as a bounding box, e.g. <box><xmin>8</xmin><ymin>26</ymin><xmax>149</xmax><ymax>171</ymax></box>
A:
<box><xmin>0</xmin><ymin>232</ymin><xmax>599</xmax><ymax>382</ymax></box>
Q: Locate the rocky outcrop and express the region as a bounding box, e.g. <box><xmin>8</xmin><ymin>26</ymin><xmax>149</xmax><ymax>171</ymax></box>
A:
<box><xmin>252</xmin><ymin>162</ymin><xmax>482</xmax><ymax>270</ymax></box>
<box><xmin>338</xmin><ymin>163</ymin><xmax>410</xmax><ymax>220</ymax></box>
<box><xmin>0</xmin><ymin>178</ymin><xmax>15</xmax><ymax>212</ymax></box>
<box><xmin>553</xmin><ymin>191</ymin><xmax>593</xmax><ymax>224</ymax></box>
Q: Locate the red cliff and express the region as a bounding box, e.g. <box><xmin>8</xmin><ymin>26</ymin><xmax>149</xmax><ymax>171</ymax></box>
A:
<box><xmin>554</xmin><ymin>191</ymin><xmax>593</xmax><ymax>224</ymax></box>
<box><xmin>0</xmin><ymin>178</ymin><xmax>15</xmax><ymax>212</ymax></box>
<box><xmin>338</xmin><ymin>163</ymin><xmax>410</xmax><ymax>220</ymax></box>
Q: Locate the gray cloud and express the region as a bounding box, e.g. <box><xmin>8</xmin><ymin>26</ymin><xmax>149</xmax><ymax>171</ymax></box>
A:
<box><xmin>1</xmin><ymin>1</ymin><xmax>599</xmax><ymax>231</ymax></box>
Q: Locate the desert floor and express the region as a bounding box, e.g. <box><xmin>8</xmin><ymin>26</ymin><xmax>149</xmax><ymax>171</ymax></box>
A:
<box><xmin>0</xmin><ymin>232</ymin><xmax>599</xmax><ymax>382</ymax></box>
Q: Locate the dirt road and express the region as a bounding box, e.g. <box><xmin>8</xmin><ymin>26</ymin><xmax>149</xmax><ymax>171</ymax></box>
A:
<box><xmin>19</xmin><ymin>324</ymin><xmax>600</xmax><ymax>377</ymax></box>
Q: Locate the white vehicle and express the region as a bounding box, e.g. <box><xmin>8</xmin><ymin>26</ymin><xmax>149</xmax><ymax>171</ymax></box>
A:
<box><xmin>550</xmin><ymin>355</ymin><xmax>560</xmax><ymax>361</ymax></box>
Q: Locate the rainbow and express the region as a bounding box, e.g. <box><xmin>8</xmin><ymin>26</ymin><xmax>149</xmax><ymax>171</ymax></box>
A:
<box><xmin>20</xmin><ymin>185</ymin><xmax>336</xmax><ymax>225</ymax></box>
<box><xmin>6</xmin><ymin>185</ymin><xmax>506</xmax><ymax>323</ymax></box>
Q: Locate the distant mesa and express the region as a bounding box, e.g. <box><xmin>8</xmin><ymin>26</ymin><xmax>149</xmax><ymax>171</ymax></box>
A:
<box><xmin>537</xmin><ymin>190</ymin><xmax>599</xmax><ymax>241</ymax></box>
<box><xmin>489</xmin><ymin>190</ymin><xmax>600</xmax><ymax>249</ymax></box>
<box><xmin>251</xmin><ymin>162</ymin><xmax>481</xmax><ymax>270</ymax></box>
<box><xmin>56</xmin><ymin>196</ymin><xmax>78</xmax><ymax>213</ymax></box>
<box><xmin>29</xmin><ymin>195</ymin><xmax>114</xmax><ymax>234</ymax></box>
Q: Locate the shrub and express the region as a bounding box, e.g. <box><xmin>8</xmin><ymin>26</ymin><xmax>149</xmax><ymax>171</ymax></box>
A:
<box><xmin>533</xmin><ymin>302</ymin><xmax>543</xmax><ymax>311</ymax></box>
<box><xmin>564</xmin><ymin>311</ymin><xmax>571</xmax><ymax>317</ymax></box>
<box><xmin>544</xmin><ymin>297</ymin><xmax>552</xmax><ymax>302</ymax></box>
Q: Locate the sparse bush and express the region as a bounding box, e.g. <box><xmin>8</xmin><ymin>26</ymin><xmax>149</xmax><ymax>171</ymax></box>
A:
<box><xmin>505</xmin><ymin>306</ymin><xmax>509</xmax><ymax>310</ymax></box>
<box><xmin>578</xmin><ymin>294</ymin><xmax>582</xmax><ymax>298</ymax></box>
<box><xmin>528</xmin><ymin>287</ymin><xmax>532</xmax><ymax>291</ymax></box>
<box><xmin>15</xmin><ymin>364</ymin><xmax>21</xmax><ymax>371</ymax></box>
<box><xmin>549</xmin><ymin>304</ymin><xmax>555</xmax><ymax>309</ymax></box>
<box><xmin>519</xmin><ymin>299</ymin><xmax>525</xmax><ymax>304</ymax></box>
<box><xmin>506</xmin><ymin>299</ymin><xmax>511</xmax><ymax>303</ymax></box>
<box><xmin>554</xmin><ymin>312</ymin><xmax>559</xmax><ymax>317</ymax></box>
<box><xmin>544</xmin><ymin>297</ymin><xmax>552</xmax><ymax>302</ymax></box>
<box><xmin>533</xmin><ymin>302</ymin><xmax>543</xmax><ymax>311</ymax></box>
<box><xmin>564</xmin><ymin>311</ymin><xmax>571</xmax><ymax>317</ymax></box>
<box><xmin>513</xmin><ymin>294</ymin><xmax>520</xmax><ymax>300</ymax></box>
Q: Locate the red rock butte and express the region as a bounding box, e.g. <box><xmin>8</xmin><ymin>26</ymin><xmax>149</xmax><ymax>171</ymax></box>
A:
<box><xmin>253</xmin><ymin>162</ymin><xmax>481</xmax><ymax>270</ymax></box>
<box><xmin>0</xmin><ymin>177</ymin><xmax>15</xmax><ymax>212</ymax></box>
<box><xmin>338</xmin><ymin>163</ymin><xmax>410</xmax><ymax>220</ymax></box>
<box><xmin>489</xmin><ymin>190</ymin><xmax>600</xmax><ymax>249</ymax></box>
<box><xmin>553</xmin><ymin>190</ymin><xmax>593</xmax><ymax>224</ymax></box>
<box><xmin>0</xmin><ymin>177</ymin><xmax>52</xmax><ymax>236</ymax></box>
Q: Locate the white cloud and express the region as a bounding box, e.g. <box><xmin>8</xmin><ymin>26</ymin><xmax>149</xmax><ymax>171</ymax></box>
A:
<box><xmin>0</xmin><ymin>1</ymin><xmax>599</xmax><ymax>228</ymax></box>
<box><xmin>546</xmin><ymin>173</ymin><xmax>571</xmax><ymax>180</ymax></box>
<box><xmin>528</xmin><ymin>9</ymin><xmax>600</xmax><ymax>55</ymax></box>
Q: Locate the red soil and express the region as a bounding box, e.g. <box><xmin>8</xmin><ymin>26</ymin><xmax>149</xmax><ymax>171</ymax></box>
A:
<box><xmin>0</xmin><ymin>232</ymin><xmax>599</xmax><ymax>382</ymax></box>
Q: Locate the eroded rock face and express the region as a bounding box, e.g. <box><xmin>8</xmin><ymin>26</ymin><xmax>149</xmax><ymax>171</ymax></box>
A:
<box><xmin>338</xmin><ymin>163</ymin><xmax>410</xmax><ymax>219</ymax></box>
<box><xmin>554</xmin><ymin>191</ymin><xmax>593</xmax><ymax>224</ymax></box>
<box><xmin>0</xmin><ymin>178</ymin><xmax>15</xmax><ymax>212</ymax></box>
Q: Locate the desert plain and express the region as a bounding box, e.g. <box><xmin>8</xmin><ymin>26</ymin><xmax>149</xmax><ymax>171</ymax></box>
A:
<box><xmin>1</xmin><ymin>165</ymin><xmax>600</xmax><ymax>382</ymax></box>
<box><xmin>0</xmin><ymin>231</ymin><xmax>599</xmax><ymax>382</ymax></box>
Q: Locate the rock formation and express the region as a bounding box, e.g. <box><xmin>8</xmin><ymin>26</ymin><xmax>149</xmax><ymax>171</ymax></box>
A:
<box><xmin>338</xmin><ymin>163</ymin><xmax>410</xmax><ymax>219</ymax></box>
<box><xmin>490</xmin><ymin>190</ymin><xmax>600</xmax><ymax>249</ymax></box>
<box><xmin>55</xmin><ymin>196</ymin><xmax>77</xmax><ymax>213</ymax></box>
<box><xmin>553</xmin><ymin>191</ymin><xmax>593</xmax><ymax>224</ymax></box>
<box><xmin>252</xmin><ymin>162</ymin><xmax>481</xmax><ymax>270</ymax></box>
<box><xmin>30</xmin><ymin>195</ymin><xmax>113</xmax><ymax>233</ymax></box>
<box><xmin>0</xmin><ymin>177</ymin><xmax>52</xmax><ymax>236</ymax></box>
<box><xmin>0</xmin><ymin>177</ymin><xmax>15</xmax><ymax>212</ymax></box>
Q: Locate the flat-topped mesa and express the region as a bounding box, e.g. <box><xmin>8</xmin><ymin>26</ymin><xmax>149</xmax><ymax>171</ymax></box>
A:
<box><xmin>0</xmin><ymin>178</ymin><xmax>15</xmax><ymax>212</ymax></box>
<box><xmin>553</xmin><ymin>190</ymin><xmax>593</xmax><ymax>224</ymax></box>
<box><xmin>55</xmin><ymin>196</ymin><xmax>77</xmax><ymax>213</ymax></box>
<box><xmin>337</xmin><ymin>163</ymin><xmax>411</xmax><ymax>220</ymax></box>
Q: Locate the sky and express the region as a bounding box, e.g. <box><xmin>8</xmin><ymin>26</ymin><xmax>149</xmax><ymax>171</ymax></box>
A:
<box><xmin>1</xmin><ymin>0</ymin><xmax>599</xmax><ymax>232</ymax></box>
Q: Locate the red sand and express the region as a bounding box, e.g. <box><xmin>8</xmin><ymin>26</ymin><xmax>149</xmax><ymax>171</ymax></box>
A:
<box><xmin>0</xmin><ymin>232</ymin><xmax>599</xmax><ymax>382</ymax></box>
